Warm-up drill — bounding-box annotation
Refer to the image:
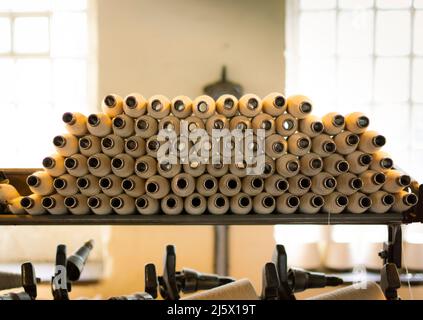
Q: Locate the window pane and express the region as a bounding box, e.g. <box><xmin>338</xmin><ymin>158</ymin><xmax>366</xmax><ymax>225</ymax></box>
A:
<box><xmin>51</xmin><ymin>12</ymin><xmax>87</xmax><ymax>57</ymax></box>
<box><xmin>414</xmin><ymin>11</ymin><xmax>423</xmax><ymax>55</ymax></box>
<box><xmin>9</xmin><ymin>0</ymin><xmax>51</xmax><ymax>12</ymax></box>
<box><xmin>299</xmin><ymin>11</ymin><xmax>336</xmax><ymax>57</ymax></box>
<box><xmin>52</xmin><ymin>0</ymin><xmax>87</xmax><ymax>11</ymax></box>
<box><xmin>376</xmin><ymin>11</ymin><xmax>410</xmax><ymax>56</ymax></box>
<box><xmin>0</xmin><ymin>59</ymin><xmax>14</xmax><ymax>103</ymax></box>
<box><xmin>300</xmin><ymin>0</ymin><xmax>336</xmax><ymax>9</ymax></box>
<box><xmin>416</xmin><ymin>0</ymin><xmax>423</xmax><ymax>9</ymax></box>
<box><xmin>338</xmin><ymin>58</ymin><xmax>373</xmax><ymax>104</ymax></box>
<box><xmin>412</xmin><ymin>105</ymin><xmax>423</xmax><ymax>149</ymax></box>
<box><xmin>338</xmin><ymin>11</ymin><xmax>373</xmax><ymax>56</ymax></box>
<box><xmin>376</xmin><ymin>0</ymin><xmax>412</xmax><ymax>8</ymax></box>
<box><xmin>53</xmin><ymin>59</ymin><xmax>87</xmax><ymax>112</ymax></box>
<box><xmin>0</xmin><ymin>18</ymin><xmax>11</xmax><ymax>53</ymax></box>
<box><xmin>375</xmin><ymin>58</ymin><xmax>409</xmax><ymax>102</ymax></box>
<box><xmin>339</xmin><ymin>0</ymin><xmax>374</xmax><ymax>9</ymax></box>
<box><xmin>15</xmin><ymin>59</ymin><xmax>51</xmax><ymax>103</ymax></box>
<box><xmin>413</xmin><ymin>58</ymin><xmax>423</xmax><ymax>103</ymax></box>
<box><xmin>14</xmin><ymin>17</ymin><xmax>49</xmax><ymax>53</ymax></box>
<box><xmin>298</xmin><ymin>58</ymin><xmax>336</xmax><ymax>115</ymax></box>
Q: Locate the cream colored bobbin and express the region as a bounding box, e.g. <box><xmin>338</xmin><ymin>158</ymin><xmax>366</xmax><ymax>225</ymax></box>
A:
<box><xmin>161</xmin><ymin>194</ymin><xmax>184</xmax><ymax>215</ymax></box>
<box><xmin>215</xmin><ymin>94</ymin><xmax>238</xmax><ymax>117</ymax></box>
<box><xmin>87</xmin><ymin>153</ymin><xmax>111</xmax><ymax>177</ymax></box>
<box><xmin>298</xmin><ymin>115</ymin><xmax>324</xmax><ymax>138</ymax></box>
<box><xmin>322</xmin><ymin>112</ymin><xmax>345</xmax><ymax>135</ymax></box>
<box><xmin>229</xmin><ymin>116</ymin><xmax>251</xmax><ymax>131</ymax></box>
<box><xmin>369</xmin><ymin>191</ymin><xmax>394</xmax><ymax>213</ymax></box>
<box><xmin>110</xmin><ymin>194</ymin><xmax>135</xmax><ymax>215</ymax></box>
<box><xmin>275</xmin><ymin>113</ymin><xmax>298</xmax><ymax>136</ymax></box>
<box><xmin>262</xmin><ymin>156</ymin><xmax>276</xmax><ymax>179</ymax></box>
<box><xmin>310</xmin><ymin>282</ymin><xmax>385</xmax><ymax>301</ymax></box>
<box><xmin>238</xmin><ymin>93</ymin><xmax>262</xmax><ymax>117</ymax></box>
<box><xmin>101</xmin><ymin>134</ymin><xmax>124</xmax><ymax>157</ymax></box>
<box><xmin>276</xmin><ymin>154</ymin><xmax>300</xmax><ymax>178</ymax></box>
<box><xmin>311</xmin><ymin>134</ymin><xmax>337</xmax><ymax>158</ymax></box>
<box><xmin>265</xmin><ymin>175</ymin><xmax>289</xmax><ymax>196</ymax></box>
<box><xmin>195</xmin><ymin>174</ymin><xmax>218</xmax><ymax>197</ymax></box>
<box><xmin>345</xmin><ymin>112</ymin><xmax>370</xmax><ymax>134</ymax></box>
<box><xmin>145</xmin><ymin>175</ymin><xmax>170</xmax><ymax>199</ymax></box>
<box><xmin>370</xmin><ymin>151</ymin><xmax>393</xmax><ymax>172</ymax></box>
<box><xmin>64</xmin><ymin>194</ymin><xmax>90</xmax><ymax>215</ymax></box>
<box><xmin>125</xmin><ymin>136</ymin><xmax>146</xmax><ymax>158</ymax></box>
<box><xmin>333</xmin><ymin>131</ymin><xmax>360</xmax><ymax>155</ymax></box>
<box><xmin>184</xmin><ymin>115</ymin><xmax>205</xmax><ymax>133</ymax></box>
<box><xmin>241</xmin><ymin>176</ymin><xmax>264</xmax><ymax>196</ymax></box>
<box><xmin>383</xmin><ymin>170</ymin><xmax>411</xmax><ymax>193</ymax></box>
<box><xmin>230</xmin><ymin>193</ymin><xmax>253</xmax><ymax>215</ymax></box>
<box><xmin>145</xmin><ymin>135</ymin><xmax>164</xmax><ymax>158</ymax></box>
<box><xmin>288</xmin><ymin>174</ymin><xmax>311</xmax><ymax>196</ymax></box>
<box><xmin>345</xmin><ymin>151</ymin><xmax>373</xmax><ymax>174</ymax></box>
<box><xmin>262</xmin><ymin>92</ymin><xmax>287</xmax><ymax>117</ymax></box>
<box><xmin>184</xmin><ymin>193</ymin><xmax>207</xmax><ymax>215</ymax></box>
<box><xmin>62</xmin><ymin>112</ymin><xmax>88</xmax><ymax>137</ymax></box>
<box><xmin>112</xmin><ymin>114</ymin><xmax>135</xmax><ymax>138</ymax></box>
<box><xmin>26</xmin><ymin>171</ymin><xmax>54</xmax><ymax>196</ymax></box>
<box><xmin>121</xmin><ymin>175</ymin><xmax>145</xmax><ymax>198</ymax></box>
<box><xmin>286</xmin><ymin>95</ymin><xmax>313</xmax><ymax>119</ymax></box>
<box><xmin>41</xmin><ymin>194</ymin><xmax>67</xmax><ymax>215</ymax></box>
<box><xmin>147</xmin><ymin>94</ymin><xmax>171</xmax><ymax>119</ymax></box>
<box><xmin>76</xmin><ymin>174</ymin><xmax>100</xmax><ymax>196</ymax></box>
<box><xmin>253</xmin><ymin>193</ymin><xmax>275</xmax><ymax>214</ymax></box>
<box><xmin>207</xmin><ymin>193</ymin><xmax>230</xmax><ymax>215</ymax></box>
<box><xmin>265</xmin><ymin>134</ymin><xmax>288</xmax><ymax>158</ymax></box>
<box><xmin>392</xmin><ymin>191</ymin><xmax>418</xmax><ymax>213</ymax></box>
<box><xmin>358</xmin><ymin>130</ymin><xmax>386</xmax><ymax>154</ymax></box>
<box><xmin>53</xmin><ymin>134</ymin><xmax>79</xmax><ymax>157</ymax></box>
<box><xmin>347</xmin><ymin>192</ymin><xmax>372</xmax><ymax>213</ymax></box>
<box><xmin>0</xmin><ymin>184</ymin><xmax>20</xmax><ymax>202</ymax></box>
<box><xmin>87</xmin><ymin>113</ymin><xmax>112</xmax><ymax>137</ymax></box>
<box><xmin>322</xmin><ymin>192</ymin><xmax>349</xmax><ymax>214</ymax></box>
<box><xmin>135</xmin><ymin>195</ymin><xmax>160</xmax><ymax>215</ymax></box>
<box><xmin>323</xmin><ymin>154</ymin><xmax>350</xmax><ymax>176</ymax></box>
<box><xmin>42</xmin><ymin>154</ymin><xmax>66</xmax><ymax>177</ymax></box>
<box><xmin>183</xmin><ymin>279</ymin><xmax>259</xmax><ymax>300</ymax></box>
<box><xmin>287</xmin><ymin>133</ymin><xmax>311</xmax><ymax>156</ymax></box>
<box><xmin>299</xmin><ymin>153</ymin><xmax>323</xmax><ymax>176</ymax></box>
<box><xmin>183</xmin><ymin>162</ymin><xmax>206</xmax><ymax>177</ymax></box>
<box><xmin>78</xmin><ymin>135</ymin><xmax>101</xmax><ymax>157</ymax></box>
<box><xmin>99</xmin><ymin>174</ymin><xmax>123</xmax><ymax>197</ymax></box>
<box><xmin>276</xmin><ymin>193</ymin><xmax>300</xmax><ymax>214</ymax></box>
<box><xmin>159</xmin><ymin>115</ymin><xmax>181</xmax><ymax>135</ymax></box>
<box><xmin>311</xmin><ymin>172</ymin><xmax>337</xmax><ymax>196</ymax></box>
<box><xmin>218</xmin><ymin>174</ymin><xmax>241</xmax><ymax>197</ymax></box>
<box><xmin>156</xmin><ymin>160</ymin><xmax>181</xmax><ymax>178</ymax></box>
<box><xmin>171</xmin><ymin>95</ymin><xmax>192</xmax><ymax>119</ymax></box>
<box><xmin>336</xmin><ymin>172</ymin><xmax>363</xmax><ymax>195</ymax></box>
<box><xmin>53</xmin><ymin>174</ymin><xmax>78</xmax><ymax>196</ymax></box>
<box><xmin>192</xmin><ymin>95</ymin><xmax>216</xmax><ymax>119</ymax></box>
<box><xmin>123</xmin><ymin>93</ymin><xmax>147</xmax><ymax>118</ymax></box>
<box><xmin>135</xmin><ymin>155</ymin><xmax>157</xmax><ymax>179</ymax></box>
<box><xmin>64</xmin><ymin>154</ymin><xmax>89</xmax><ymax>177</ymax></box>
<box><xmin>8</xmin><ymin>196</ymin><xmax>25</xmax><ymax>214</ymax></box>
<box><xmin>135</xmin><ymin>115</ymin><xmax>158</xmax><ymax>138</ymax></box>
<box><xmin>88</xmin><ymin>194</ymin><xmax>112</xmax><ymax>215</ymax></box>
<box><xmin>111</xmin><ymin>154</ymin><xmax>134</xmax><ymax>178</ymax></box>
<box><xmin>101</xmin><ymin>93</ymin><xmax>124</xmax><ymax>118</ymax></box>
<box><xmin>360</xmin><ymin>170</ymin><xmax>386</xmax><ymax>194</ymax></box>
<box><xmin>206</xmin><ymin>114</ymin><xmax>229</xmax><ymax>136</ymax></box>
<box><xmin>20</xmin><ymin>194</ymin><xmax>46</xmax><ymax>215</ymax></box>
<box><xmin>206</xmin><ymin>162</ymin><xmax>229</xmax><ymax>178</ymax></box>
<box><xmin>251</xmin><ymin>113</ymin><xmax>275</xmax><ymax>137</ymax></box>
<box><xmin>299</xmin><ymin>193</ymin><xmax>324</xmax><ymax>214</ymax></box>
<box><xmin>229</xmin><ymin>160</ymin><xmax>248</xmax><ymax>178</ymax></box>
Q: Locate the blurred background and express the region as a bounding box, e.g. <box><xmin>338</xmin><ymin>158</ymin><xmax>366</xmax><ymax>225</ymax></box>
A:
<box><xmin>0</xmin><ymin>0</ymin><xmax>423</xmax><ymax>299</ymax></box>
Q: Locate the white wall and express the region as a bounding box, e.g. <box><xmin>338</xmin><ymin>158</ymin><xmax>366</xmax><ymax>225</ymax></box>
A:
<box><xmin>97</xmin><ymin>0</ymin><xmax>285</xmax><ymax>99</ymax></box>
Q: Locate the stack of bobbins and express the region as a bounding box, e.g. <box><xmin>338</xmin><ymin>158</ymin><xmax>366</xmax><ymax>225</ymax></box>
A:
<box><xmin>14</xmin><ymin>92</ymin><xmax>417</xmax><ymax>216</ymax></box>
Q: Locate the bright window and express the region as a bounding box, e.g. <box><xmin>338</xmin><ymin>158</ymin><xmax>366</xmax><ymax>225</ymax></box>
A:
<box><xmin>0</xmin><ymin>0</ymin><xmax>90</xmax><ymax>168</ymax></box>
